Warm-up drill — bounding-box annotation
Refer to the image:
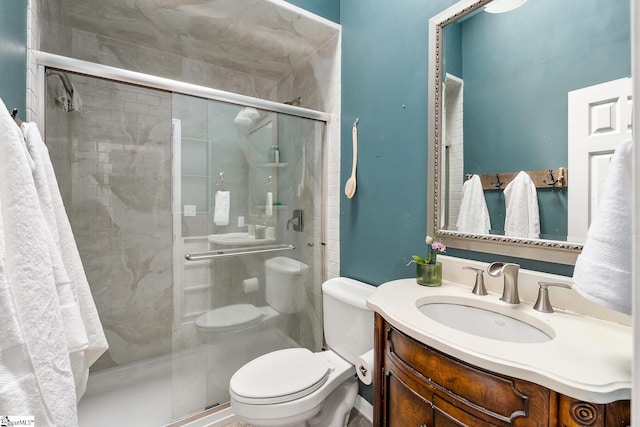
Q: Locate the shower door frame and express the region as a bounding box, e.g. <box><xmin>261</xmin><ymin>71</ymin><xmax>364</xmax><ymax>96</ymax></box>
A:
<box><xmin>34</xmin><ymin>49</ymin><xmax>331</xmax><ymax>285</ymax></box>
<box><xmin>34</xmin><ymin>50</ymin><xmax>331</xmax><ymax>426</ymax></box>
<box><xmin>33</xmin><ymin>51</ymin><xmax>330</xmax><ymax>122</ymax></box>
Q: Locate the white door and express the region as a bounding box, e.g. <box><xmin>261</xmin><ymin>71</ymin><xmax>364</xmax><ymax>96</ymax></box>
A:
<box><xmin>567</xmin><ymin>77</ymin><xmax>632</xmax><ymax>243</ymax></box>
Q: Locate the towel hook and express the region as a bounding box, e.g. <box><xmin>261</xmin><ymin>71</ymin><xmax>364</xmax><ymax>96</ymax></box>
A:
<box><xmin>491</xmin><ymin>173</ymin><xmax>504</xmax><ymax>189</ymax></box>
<box><xmin>11</xmin><ymin>108</ymin><xmax>18</xmax><ymax>119</ymax></box>
<box><xmin>353</xmin><ymin>117</ymin><xmax>359</xmax><ymax>128</ymax></box>
<box><xmin>543</xmin><ymin>169</ymin><xmax>559</xmax><ymax>186</ymax></box>
<box><xmin>216</xmin><ymin>172</ymin><xmax>225</xmax><ymax>187</ymax></box>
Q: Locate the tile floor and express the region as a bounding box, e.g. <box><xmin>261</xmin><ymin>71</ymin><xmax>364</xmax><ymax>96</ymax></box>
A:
<box><xmin>224</xmin><ymin>407</ymin><xmax>372</xmax><ymax>427</ymax></box>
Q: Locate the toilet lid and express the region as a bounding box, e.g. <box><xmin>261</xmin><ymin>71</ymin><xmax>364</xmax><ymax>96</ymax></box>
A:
<box><xmin>195</xmin><ymin>304</ymin><xmax>263</xmax><ymax>332</ymax></box>
<box><xmin>230</xmin><ymin>348</ymin><xmax>330</xmax><ymax>405</ymax></box>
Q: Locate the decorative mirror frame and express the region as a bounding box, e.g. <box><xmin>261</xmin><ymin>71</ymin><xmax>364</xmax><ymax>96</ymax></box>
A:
<box><xmin>427</xmin><ymin>0</ymin><xmax>582</xmax><ymax>265</ymax></box>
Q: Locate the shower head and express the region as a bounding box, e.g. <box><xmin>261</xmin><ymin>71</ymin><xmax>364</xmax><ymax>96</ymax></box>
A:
<box><xmin>234</xmin><ymin>107</ymin><xmax>260</xmax><ymax>126</ymax></box>
<box><xmin>47</xmin><ymin>70</ymin><xmax>82</xmax><ymax>112</ymax></box>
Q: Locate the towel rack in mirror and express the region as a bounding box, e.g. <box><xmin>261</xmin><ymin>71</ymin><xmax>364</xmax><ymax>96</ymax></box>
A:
<box><xmin>466</xmin><ymin>167</ymin><xmax>568</xmax><ymax>190</ymax></box>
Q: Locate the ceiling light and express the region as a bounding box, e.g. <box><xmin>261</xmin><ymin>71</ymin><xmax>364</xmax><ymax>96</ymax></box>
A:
<box><xmin>484</xmin><ymin>0</ymin><xmax>527</xmax><ymax>14</ymax></box>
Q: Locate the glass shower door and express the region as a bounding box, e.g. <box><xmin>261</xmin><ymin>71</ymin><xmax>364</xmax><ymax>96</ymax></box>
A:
<box><xmin>171</xmin><ymin>93</ymin><xmax>325</xmax><ymax>419</ymax></box>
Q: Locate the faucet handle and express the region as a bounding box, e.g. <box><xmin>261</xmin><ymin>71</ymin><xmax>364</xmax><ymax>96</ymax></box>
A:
<box><xmin>533</xmin><ymin>282</ymin><xmax>571</xmax><ymax>313</ymax></box>
<box><xmin>463</xmin><ymin>267</ymin><xmax>487</xmax><ymax>296</ymax></box>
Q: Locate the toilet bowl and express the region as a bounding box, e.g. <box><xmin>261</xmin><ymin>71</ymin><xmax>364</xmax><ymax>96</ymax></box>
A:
<box><xmin>229</xmin><ymin>277</ymin><xmax>376</xmax><ymax>427</ymax></box>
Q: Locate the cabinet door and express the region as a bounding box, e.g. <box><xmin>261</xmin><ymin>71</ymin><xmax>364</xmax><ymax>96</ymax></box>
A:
<box><xmin>558</xmin><ymin>395</ymin><xmax>631</xmax><ymax>427</ymax></box>
<box><xmin>385</xmin><ymin>372</ymin><xmax>433</xmax><ymax>427</ymax></box>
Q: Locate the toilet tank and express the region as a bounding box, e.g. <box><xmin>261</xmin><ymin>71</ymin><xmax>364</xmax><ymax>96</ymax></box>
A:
<box><xmin>322</xmin><ymin>277</ymin><xmax>376</xmax><ymax>365</ymax></box>
<box><xmin>265</xmin><ymin>257</ymin><xmax>309</xmax><ymax>314</ymax></box>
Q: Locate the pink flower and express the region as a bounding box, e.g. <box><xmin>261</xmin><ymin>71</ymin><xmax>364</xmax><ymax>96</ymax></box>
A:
<box><xmin>425</xmin><ymin>236</ymin><xmax>434</xmax><ymax>244</ymax></box>
<box><xmin>432</xmin><ymin>241</ymin><xmax>446</xmax><ymax>252</ymax></box>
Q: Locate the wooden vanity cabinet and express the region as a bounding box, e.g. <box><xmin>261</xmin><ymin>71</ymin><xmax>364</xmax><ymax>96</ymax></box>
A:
<box><xmin>373</xmin><ymin>314</ymin><xmax>630</xmax><ymax>427</ymax></box>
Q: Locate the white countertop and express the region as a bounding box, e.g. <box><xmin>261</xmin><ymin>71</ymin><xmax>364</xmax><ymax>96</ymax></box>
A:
<box><xmin>367</xmin><ymin>277</ymin><xmax>632</xmax><ymax>403</ymax></box>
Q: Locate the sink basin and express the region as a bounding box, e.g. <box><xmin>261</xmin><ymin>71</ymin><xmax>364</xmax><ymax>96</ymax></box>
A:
<box><xmin>418</xmin><ymin>303</ymin><xmax>552</xmax><ymax>343</ymax></box>
<box><xmin>207</xmin><ymin>232</ymin><xmax>276</xmax><ymax>246</ymax></box>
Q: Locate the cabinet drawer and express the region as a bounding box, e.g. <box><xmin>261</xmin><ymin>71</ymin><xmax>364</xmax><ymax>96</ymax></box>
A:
<box><xmin>434</xmin><ymin>396</ymin><xmax>498</xmax><ymax>427</ymax></box>
<box><xmin>386</xmin><ymin>372</ymin><xmax>433</xmax><ymax>427</ymax></box>
<box><xmin>387</xmin><ymin>326</ymin><xmax>547</xmax><ymax>423</ymax></box>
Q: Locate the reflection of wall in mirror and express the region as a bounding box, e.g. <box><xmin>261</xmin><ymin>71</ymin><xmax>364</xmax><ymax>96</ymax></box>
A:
<box><xmin>444</xmin><ymin>0</ymin><xmax>630</xmax><ymax>240</ymax></box>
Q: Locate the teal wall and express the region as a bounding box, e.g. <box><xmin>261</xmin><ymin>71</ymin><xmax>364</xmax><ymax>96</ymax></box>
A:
<box><xmin>340</xmin><ymin>0</ymin><xmax>629</xmax><ymax>283</ymax></box>
<box><xmin>460</xmin><ymin>0</ymin><xmax>630</xmax><ymax>239</ymax></box>
<box><xmin>285</xmin><ymin>0</ymin><xmax>340</xmax><ymax>23</ymax></box>
<box><xmin>340</xmin><ymin>0</ymin><xmax>459</xmax><ymax>287</ymax></box>
<box><xmin>0</xmin><ymin>0</ymin><xmax>27</xmax><ymax>115</ymax></box>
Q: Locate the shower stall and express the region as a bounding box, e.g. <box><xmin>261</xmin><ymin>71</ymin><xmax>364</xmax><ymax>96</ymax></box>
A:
<box><xmin>40</xmin><ymin>55</ymin><xmax>327</xmax><ymax>426</ymax></box>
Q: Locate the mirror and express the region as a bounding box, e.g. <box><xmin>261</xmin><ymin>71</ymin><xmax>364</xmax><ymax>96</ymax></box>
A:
<box><xmin>427</xmin><ymin>0</ymin><xmax>630</xmax><ymax>265</ymax></box>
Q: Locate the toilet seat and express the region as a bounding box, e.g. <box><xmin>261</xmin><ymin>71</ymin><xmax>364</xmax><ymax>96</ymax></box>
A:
<box><xmin>230</xmin><ymin>348</ymin><xmax>331</xmax><ymax>405</ymax></box>
<box><xmin>195</xmin><ymin>304</ymin><xmax>264</xmax><ymax>332</ymax></box>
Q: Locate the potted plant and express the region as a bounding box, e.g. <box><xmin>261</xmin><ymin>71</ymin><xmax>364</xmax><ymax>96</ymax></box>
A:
<box><xmin>408</xmin><ymin>236</ymin><xmax>446</xmax><ymax>286</ymax></box>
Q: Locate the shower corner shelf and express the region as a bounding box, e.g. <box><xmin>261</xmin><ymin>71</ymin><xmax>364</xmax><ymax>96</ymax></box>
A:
<box><xmin>255</xmin><ymin>162</ymin><xmax>288</xmax><ymax>168</ymax></box>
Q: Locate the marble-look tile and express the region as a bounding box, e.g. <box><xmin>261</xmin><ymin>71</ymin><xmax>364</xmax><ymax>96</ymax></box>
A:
<box><xmin>57</xmin><ymin>0</ymin><xmax>339</xmax><ymax>80</ymax></box>
<box><xmin>38</xmin><ymin>0</ymin><xmax>341</xmax><ymax>403</ymax></box>
<box><xmin>46</xmin><ymin>74</ymin><xmax>175</xmax><ymax>370</ymax></box>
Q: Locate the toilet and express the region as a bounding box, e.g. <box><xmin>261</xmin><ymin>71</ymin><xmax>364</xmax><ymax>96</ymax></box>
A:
<box><xmin>229</xmin><ymin>277</ymin><xmax>375</xmax><ymax>427</ymax></box>
<box><xmin>195</xmin><ymin>256</ymin><xmax>309</xmax><ymax>339</ymax></box>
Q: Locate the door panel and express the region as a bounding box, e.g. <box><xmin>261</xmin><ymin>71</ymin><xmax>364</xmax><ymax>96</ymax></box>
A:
<box><xmin>568</xmin><ymin>77</ymin><xmax>632</xmax><ymax>242</ymax></box>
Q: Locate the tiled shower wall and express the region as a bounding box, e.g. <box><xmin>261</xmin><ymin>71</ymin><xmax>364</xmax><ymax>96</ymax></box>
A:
<box><xmin>30</xmin><ymin>0</ymin><xmax>341</xmax><ymax>281</ymax></box>
<box><xmin>445</xmin><ymin>78</ymin><xmax>464</xmax><ymax>228</ymax></box>
<box><xmin>45</xmin><ymin>74</ymin><xmax>174</xmax><ymax>369</ymax></box>
<box><xmin>277</xmin><ymin>30</ymin><xmax>341</xmax><ymax>352</ymax></box>
<box><xmin>30</xmin><ymin>0</ymin><xmax>341</xmax><ymax>370</ymax></box>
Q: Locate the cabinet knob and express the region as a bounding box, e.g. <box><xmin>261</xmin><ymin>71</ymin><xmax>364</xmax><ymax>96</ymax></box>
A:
<box><xmin>533</xmin><ymin>282</ymin><xmax>571</xmax><ymax>313</ymax></box>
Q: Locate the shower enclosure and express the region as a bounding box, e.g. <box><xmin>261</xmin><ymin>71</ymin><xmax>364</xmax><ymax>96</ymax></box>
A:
<box><xmin>43</xmin><ymin>63</ymin><xmax>326</xmax><ymax>425</ymax></box>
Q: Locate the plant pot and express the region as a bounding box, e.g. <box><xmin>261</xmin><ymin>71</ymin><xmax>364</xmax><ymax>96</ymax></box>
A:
<box><xmin>416</xmin><ymin>261</ymin><xmax>442</xmax><ymax>287</ymax></box>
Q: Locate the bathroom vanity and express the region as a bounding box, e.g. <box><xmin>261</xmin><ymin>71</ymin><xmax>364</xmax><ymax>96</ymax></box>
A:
<box><xmin>373</xmin><ymin>315</ymin><xmax>629</xmax><ymax>426</ymax></box>
<box><xmin>367</xmin><ymin>261</ymin><xmax>632</xmax><ymax>427</ymax></box>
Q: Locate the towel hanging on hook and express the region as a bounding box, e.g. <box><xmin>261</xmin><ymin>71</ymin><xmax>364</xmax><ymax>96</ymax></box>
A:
<box><xmin>11</xmin><ymin>108</ymin><xmax>23</xmax><ymax>127</ymax></box>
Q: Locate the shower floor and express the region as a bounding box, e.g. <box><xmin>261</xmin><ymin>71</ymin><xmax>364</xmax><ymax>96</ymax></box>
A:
<box><xmin>78</xmin><ymin>373</ymin><xmax>172</xmax><ymax>426</ymax></box>
<box><xmin>77</xmin><ymin>352</ymin><xmax>175</xmax><ymax>427</ymax></box>
<box><xmin>77</xmin><ymin>328</ymin><xmax>299</xmax><ymax>426</ymax></box>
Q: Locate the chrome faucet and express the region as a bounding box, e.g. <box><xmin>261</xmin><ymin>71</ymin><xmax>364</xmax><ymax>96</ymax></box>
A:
<box><xmin>487</xmin><ymin>262</ymin><xmax>520</xmax><ymax>304</ymax></box>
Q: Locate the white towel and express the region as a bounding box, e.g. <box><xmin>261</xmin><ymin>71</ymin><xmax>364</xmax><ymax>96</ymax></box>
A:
<box><xmin>572</xmin><ymin>140</ymin><xmax>632</xmax><ymax>315</ymax></box>
<box><xmin>23</xmin><ymin>122</ymin><xmax>108</xmax><ymax>400</ymax></box>
<box><xmin>503</xmin><ymin>171</ymin><xmax>540</xmax><ymax>239</ymax></box>
<box><xmin>456</xmin><ymin>175</ymin><xmax>491</xmax><ymax>234</ymax></box>
<box><xmin>214</xmin><ymin>190</ymin><xmax>230</xmax><ymax>226</ymax></box>
<box><xmin>265</xmin><ymin>191</ymin><xmax>273</xmax><ymax>216</ymax></box>
<box><xmin>0</xmin><ymin>99</ymin><xmax>78</xmax><ymax>425</ymax></box>
<box><xmin>0</xmin><ymin>206</ymin><xmax>54</xmax><ymax>425</ymax></box>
